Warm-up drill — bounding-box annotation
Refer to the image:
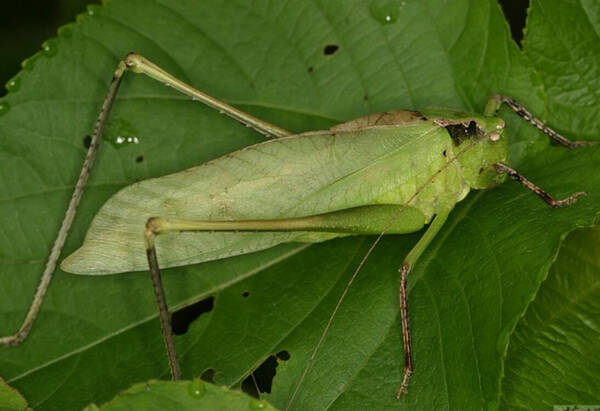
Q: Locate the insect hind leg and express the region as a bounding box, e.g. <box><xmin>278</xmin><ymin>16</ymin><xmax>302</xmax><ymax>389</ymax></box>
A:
<box><xmin>395</xmin><ymin>206</ymin><xmax>452</xmax><ymax>398</ymax></box>
<box><xmin>123</xmin><ymin>53</ymin><xmax>291</xmax><ymax>139</ymax></box>
<box><xmin>0</xmin><ymin>60</ymin><xmax>128</xmax><ymax>347</ymax></box>
<box><xmin>144</xmin><ymin>218</ymin><xmax>182</xmax><ymax>380</ymax></box>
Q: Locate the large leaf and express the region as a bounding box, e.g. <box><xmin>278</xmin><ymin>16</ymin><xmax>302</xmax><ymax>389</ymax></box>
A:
<box><xmin>0</xmin><ymin>1</ymin><xmax>598</xmax><ymax>410</ymax></box>
<box><xmin>500</xmin><ymin>226</ymin><xmax>600</xmax><ymax>409</ymax></box>
<box><xmin>498</xmin><ymin>1</ymin><xmax>600</xmax><ymax>408</ymax></box>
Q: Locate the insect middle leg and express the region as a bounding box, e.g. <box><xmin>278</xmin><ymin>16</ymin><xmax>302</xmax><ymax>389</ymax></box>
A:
<box><xmin>396</xmin><ymin>206</ymin><xmax>452</xmax><ymax>398</ymax></box>
<box><xmin>494</xmin><ymin>162</ymin><xmax>585</xmax><ymax>207</ymax></box>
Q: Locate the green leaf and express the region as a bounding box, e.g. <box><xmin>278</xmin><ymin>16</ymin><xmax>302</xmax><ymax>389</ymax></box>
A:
<box><xmin>0</xmin><ymin>377</ymin><xmax>28</xmax><ymax>411</ymax></box>
<box><xmin>521</xmin><ymin>0</ymin><xmax>600</xmax><ymax>142</ymax></box>
<box><xmin>497</xmin><ymin>2</ymin><xmax>600</xmax><ymax>408</ymax></box>
<box><xmin>84</xmin><ymin>379</ymin><xmax>278</xmax><ymax>411</ymax></box>
<box><xmin>500</xmin><ymin>227</ymin><xmax>600</xmax><ymax>409</ymax></box>
<box><xmin>0</xmin><ymin>1</ymin><xmax>597</xmax><ymax>410</ymax></box>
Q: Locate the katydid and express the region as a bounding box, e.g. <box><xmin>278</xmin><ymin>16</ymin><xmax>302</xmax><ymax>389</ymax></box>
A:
<box><xmin>0</xmin><ymin>53</ymin><xmax>597</xmax><ymax>403</ymax></box>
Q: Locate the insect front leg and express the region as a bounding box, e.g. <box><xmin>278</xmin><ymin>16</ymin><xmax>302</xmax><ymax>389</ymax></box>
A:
<box><xmin>485</xmin><ymin>94</ymin><xmax>600</xmax><ymax>148</ymax></box>
<box><xmin>396</xmin><ymin>206</ymin><xmax>452</xmax><ymax>398</ymax></box>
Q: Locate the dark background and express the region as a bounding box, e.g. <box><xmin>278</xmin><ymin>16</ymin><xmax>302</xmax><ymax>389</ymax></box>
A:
<box><xmin>0</xmin><ymin>0</ymin><xmax>101</xmax><ymax>95</ymax></box>
<box><xmin>1</xmin><ymin>0</ymin><xmax>528</xmax><ymax>98</ymax></box>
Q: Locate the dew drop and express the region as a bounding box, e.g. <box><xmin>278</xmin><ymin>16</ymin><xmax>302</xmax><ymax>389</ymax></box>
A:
<box><xmin>188</xmin><ymin>379</ymin><xmax>205</xmax><ymax>399</ymax></box>
<box><xmin>21</xmin><ymin>58</ymin><xmax>33</xmax><ymax>71</ymax></box>
<box><xmin>106</xmin><ymin>118</ymin><xmax>141</xmax><ymax>149</ymax></box>
<box><xmin>87</xmin><ymin>4</ymin><xmax>101</xmax><ymax>16</ymax></box>
<box><xmin>110</xmin><ymin>135</ymin><xmax>140</xmax><ymax>148</ymax></box>
<box><xmin>21</xmin><ymin>53</ymin><xmax>40</xmax><ymax>71</ymax></box>
<box><xmin>0</xmin><ymin>101</ymin><xmax>10</xmax><ymax>116</ymax></box>
<box><xmin>5</xmin><ymin>76</ymin><xmax>20</xmax><ymax>93</ymax></box>
<box><xmin>369</xmin><ymin>0</ymin><xmax>403</xmax><ymax>25</ymax></box>
<box><xmin>42</xmin><ymin>39</ymin><xmax>58</xmax><ymax>57</ymax></box>
<box><xmin>58</xmin><ymin>24</ymin><xmax>74</xmax><ymax>38</ymax></box>
<box><xmin>249</xmin><ymin>399</ymin><xmax>268</xmax><ymax>410</ymax></box>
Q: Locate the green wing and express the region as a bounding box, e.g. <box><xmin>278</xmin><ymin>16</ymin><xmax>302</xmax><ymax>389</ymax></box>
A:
<box><xmin>62</xmin><ymin>122</ymin><xmax>464</xmax><ymax>275</ymax></box>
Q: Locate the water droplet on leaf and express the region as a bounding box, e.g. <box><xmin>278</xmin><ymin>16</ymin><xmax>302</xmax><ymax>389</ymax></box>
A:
<box><xmin>249</xmin><ymin>399</ymin><xmax>268</xmax><ymax>410</ymax></box>
<box><xmin>21</xmin><ymin>53</ymin><xmax>40</xmax><ymax>71</ymax></box>
<box><xmin>87</xmin><ymin>4</ymin><xmax>101</xmax><ymax>16</ymax></box>
<box><xmin>58</xmin><ymin>24</ymin><xmax>74</xmax><ymax>38</ymax></box>
<box><xmin>0</xmin><ymin>101</ymin><xmax>10</xmax><ymax>116</ymax></box>
<box><xmin>42</xmin><ymin>40</ymin><xmax>58</xmax><ymax>57</ymax></box>
<box><xmin>105</xmin><ymin>118</ymin><xmax>140</xmax><ymax>148</ymax></box>
<box><xmin>369</xmin><ymin>0</ymin><xmax>402</xmax><ymax>24</ymax></box>
<box><xmin>188</xmin><ymin>379</ymin><xmax>205</xmax><ymax>398</ymax></box>
<box><xmin>5</xmin><ymin>76</ymin><xmax>20</xmax><ymax>93</ymax></box>
<box><xmin>112</xmin><ymin>135</ymin><xmax>140</xmax><ymax>147</ymax></box>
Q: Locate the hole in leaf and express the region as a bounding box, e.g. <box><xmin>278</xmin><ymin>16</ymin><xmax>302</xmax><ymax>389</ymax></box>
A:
<box><xmin>277</xmin><ymin>350</ymin><xmax>290</xmax><ymax>361</ymax></box>
<box><xmin>201</xmin><ymin>368</ymin><xmax>215</xmax><ymax>383</ymax></box>
<box><xmin>242</xmin><ymin>291</ymin><xmax>250</xmax><ymax>298</ymax></box>
<box><xmin>171</xmin><ymin>296</ymin><xmax>214</xmax><ymax>335</ymax></box>
<box><xmin>323</xmin><ymin>44</ymin><xmax>339</xmax><ymax>55</ymax></box>
<box><xmin>498</xmin><ymin>0</ymin><xmax>528</xmax><ymax>47</ymax></box>
<box><xmin>83</xmin><ymin>135</ymin><xmax>92</xmax><ymax>148</ymax></box>
<box><xmin>135</xmin><ymin>155</ymin><xmax>144</xmax><ymax>163</ymax></box>
<box><xmin>307</xmin><ymin>66</ymin><xmax>314</xmax><ymax>73</ymax></box>
<box><xmin>241</xmin><ymin>355</ymin><xmax>280</xmax><ymax>398</ymax></box>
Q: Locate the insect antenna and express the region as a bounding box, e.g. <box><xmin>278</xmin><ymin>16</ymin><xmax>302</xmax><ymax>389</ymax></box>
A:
<box><xmin>285</xmin><ymin>133</ymin><xmax>485</xmax><ymax>409</ymax></box>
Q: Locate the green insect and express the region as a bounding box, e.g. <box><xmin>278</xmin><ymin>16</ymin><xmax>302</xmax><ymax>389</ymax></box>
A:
<box><xmin>0</xmin><ymin>53</ymin><xmax>596</xmax><ymax>405</ymax></box>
